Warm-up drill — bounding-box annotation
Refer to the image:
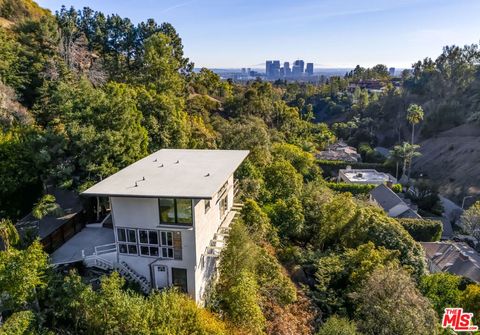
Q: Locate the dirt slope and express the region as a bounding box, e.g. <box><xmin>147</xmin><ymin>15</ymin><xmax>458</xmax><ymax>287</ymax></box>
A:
<box><xmin>412</xmin><ymin>124</ymin><xmax>480</xmax><ymax>204</ymax></box>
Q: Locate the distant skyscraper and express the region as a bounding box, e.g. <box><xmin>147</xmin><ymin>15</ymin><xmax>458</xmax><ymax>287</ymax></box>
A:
<box><xmin>272</xmin><ymin>60</ymin><xmax>280</xmax><ymax>78</ymax></box>
<box><xmin>389</xmin><ymin>67</ymin><xmax>395</xmax><ymax>76</ymax></box>
<box><xmin>306</xmin><ymin>63</ymin><xmax>314</xmax><ymax>75</ymax></box>
<box><xmin>266</xmin><ymin>61</ymin><xmax>273</xmax><ymax>77</ymax></box>
<box><xmin>292</xmin><ymin>60</ymin><xmax>305</xmax><ymax>76</ymax></box>
<box><xmin>284</xmin><ymin>62</ymin><xmax>291</xmax><ymax>77</ymax></box>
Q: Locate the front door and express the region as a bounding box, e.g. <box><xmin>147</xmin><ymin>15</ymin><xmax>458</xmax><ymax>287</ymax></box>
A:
<box><xmin>153</xmin><ymin>265</ymin><xmax>168</xmax><ymax>289</ymax></box>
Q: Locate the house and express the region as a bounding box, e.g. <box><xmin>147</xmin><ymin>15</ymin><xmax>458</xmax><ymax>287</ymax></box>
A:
<box><xmin>51</xmin><ymin>149</ymin><xmax>249</xmax><ymax>303</ymax></box>
<box><xmin>421</xmin><ymin>242</ymin><xmax>480</xmax><ymax>283</ymax></box>
<box><xmin>369</xmin><ymin>184</ymin><xmax>421</xmax><ymax>218</ymax></box>
<box><xmin>316</xmin><ymin>141</ymin><xmax>361</xmax><ymax>162</ymax></box>
<box><xmin>338</xmin><ymin>167</ymin><xmax>396</xmax><ymax>185</ymax></box>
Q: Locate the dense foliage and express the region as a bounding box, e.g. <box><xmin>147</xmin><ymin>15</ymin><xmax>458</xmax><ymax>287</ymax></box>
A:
<box><xmin>1</xmin><ymin>2</ymin><xmax>477</xmax><ymax>334</ymax></box>
<box><xmin>398</xmin><ymin>218</ymin><xmax>443</xmax><ymax>242</ymax></box>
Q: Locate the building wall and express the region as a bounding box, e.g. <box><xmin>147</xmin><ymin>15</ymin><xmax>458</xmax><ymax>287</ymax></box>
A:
<box><xmin>109</xmin><ymin>176</ymin><xmax>235</xmax><ymax>302</ymax></box>
<box><xmin>193</xmin><ymin>174</ymin><xmax>235</xmax><ymax>302</ymax></box>
<box><xmin>111</xmin><ymin>196</ymin><xmax>197</xmax><ymax>297</ymax></box>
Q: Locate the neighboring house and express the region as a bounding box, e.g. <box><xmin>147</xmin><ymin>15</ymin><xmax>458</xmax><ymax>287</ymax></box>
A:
<box><xmin>70</xmin><ymin>149</ymin><xmax>248</xmax><ymax>303</ymax></box>
<box><xmin>422</xmin><ymin>242</ymin><xmax>480</xmax><ymax>283</ymax></box>
<box><xmin>369</xmin><ymin>184</ymin><xmax>421</xmax><ymax>218</ymax></box>
<box><xmin>16</xmin><ymin>188</ymin><xmax>86</xmax><ymax>253</ymax></box>
<box><xmin>339</xmin><ymin>168</ymin><xmax>397</xmax><ymax>185</ymax></box>
<box><xmin>317</xmin><ymin>141</ymin><xmax>361</xmax><ymax>162</ymax></box>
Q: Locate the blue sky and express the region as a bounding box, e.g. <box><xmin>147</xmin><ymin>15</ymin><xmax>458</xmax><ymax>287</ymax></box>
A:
<box><xmin>37</xmin><ymin>0</ymin><xmax>480</xmax><ymax>69</ymax></box>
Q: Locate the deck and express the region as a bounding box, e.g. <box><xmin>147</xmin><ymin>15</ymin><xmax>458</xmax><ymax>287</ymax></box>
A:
<box><xmin>50</xmin><ymin>226</ymin><xmax>115</xmax><ymax>265</ymax></box>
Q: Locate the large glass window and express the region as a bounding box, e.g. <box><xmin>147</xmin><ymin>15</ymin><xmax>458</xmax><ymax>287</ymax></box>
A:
<box><xmin>117</xmin><ymin>228</ymin><xmax>138</xmax><ymax>255</ymax></box>
<box><xmin>176</xmin><ymin>199</ymin><xmax>192</xmax><ymax>224</ymax></box>
<box><xmin>116</xmin><ymin>228</ymin><xmax>181</xmax><ymax>259</ymax></box>
<box><xmin>159</xmin><ymin>198</ymin><xmax>192</xmax><ymax>225</ymax></box>
<box><xmin>159</xmin><ymin>198</ymin><xmax>176</xmax><ymax>224</ymax></box>
<box><xmin>139</xmin><ymin>229</ymin><xmax>159</xmax><ymax>257</ymax></box>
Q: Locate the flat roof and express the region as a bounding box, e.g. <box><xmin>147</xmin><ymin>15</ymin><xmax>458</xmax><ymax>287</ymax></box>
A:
<box><xmin>82</xmin><ymin>149</ymin><xmax>249</xmax><ymax>199</ymax></box>
<box><xmin>340</xmin><ymin>169</ymin><xmax>396</xmax><ymax>183</ymax></box>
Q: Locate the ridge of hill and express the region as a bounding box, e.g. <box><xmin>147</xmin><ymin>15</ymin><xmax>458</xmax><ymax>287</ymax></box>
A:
<box><xmin>413</xmin><ymin>123</ymin><xmax>480</xmax><ymax>204</ymax></box>
<box><xmin>0</xmin><ymin>0</ymin><xmax>50</xmax><ymax>22</ymax></box>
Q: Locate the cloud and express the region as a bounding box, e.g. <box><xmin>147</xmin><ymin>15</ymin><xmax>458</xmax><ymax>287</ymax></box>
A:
<box><xmin>159</xmin><ymin>0</ymin><xmax>198</xmax><ymax>14</ymax></box>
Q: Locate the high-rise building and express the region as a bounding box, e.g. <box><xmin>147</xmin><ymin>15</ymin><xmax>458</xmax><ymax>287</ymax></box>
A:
<box><xmin>292</xmin><ymin>60</ymin><xmax>305</xmax><ymax>76</ymax></box>
<box><xmin>389</xmin><ymin>67</ymin><xmax>395</xmax><ymax>77</ymax></box>
<box><xmin>266</xmin><ymin>61</ymin><xmax>273</xmax><ymax>77</ymax></box>
<box><xmin>272</xmin><ymin>60</ymin><xmax>280</xmax><ymax>78</ymax></box>
<box><xmin>284</xmin><ymin>62</ymin><xmax>291</xmax><ymax>77</ymax></box>
<box><xmin>306</xmin><ymin>63</ymin><xmax>314</xmax><ymax>76</ymax></box>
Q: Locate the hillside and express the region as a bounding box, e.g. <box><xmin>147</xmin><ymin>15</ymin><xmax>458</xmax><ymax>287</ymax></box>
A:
<box><xmin>412</xmin><ymin>123</ymin><xmax>480</xmax><ymax>203</ymax></box>
<box><xmin>0</xmin><ymin>0</ymin><xmax>50</xmax><ymax>22</ymax></box>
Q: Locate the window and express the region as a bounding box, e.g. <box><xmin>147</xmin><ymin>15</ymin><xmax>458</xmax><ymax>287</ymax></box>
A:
<box><xmin>172</xmin><ymin>268</ymin><xmax>188</xmax><ymax>293</ymax></box>
<box><xmin>159</xmin><ymin>198</ymin><xmax>175</xmax><ymax>224</ymax></box>
<box><xmin>219</xmin><ymin>195</ymin><xmax>228</xmax><ymax>219</ymax></box>
<box><xmin>117</xmin><ymin>228</ymin><xmax>138</xmax><ymax>255</ymax></box>
<box><xmin>160</xmin><ymin>231</ymin><xmax>174</xmax><ymax>259</ymax></box>
<box><xmin>204</xmin><ymin>200</ymin><xmax>210</xmax><ymax>213</ymax></box>
<box><xmin>176</xmin><ymin>199</ymin><xmax>192</xmax><ymax>224</ymax></box>
<box><xmin>139</xmin><ymin>229</ymin><xmax>159</xmax><ymax>257</ymax></box>
<box><xmin>158</xmin><ymin>198</ymin><xmax>192</xmax><ymax>225</ymax></box>
<box><xmin>117</xmin><ymin>228</ymin><xmax>181</xmax><ymax>259</ymax></box>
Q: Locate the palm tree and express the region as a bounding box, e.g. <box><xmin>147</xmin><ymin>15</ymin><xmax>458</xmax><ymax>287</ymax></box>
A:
<box><xmin>390</xmin><ymin>142</ymin><xmax>422</xmax><ymax>184</ymax></box>
<box><xmin>0</xmin><ymin>218</ymin><xmax>19</xmax><ymax>251</ymax></box>
<box><xmin>406</xmin><ymin>104</ymin><xmax>424</xmax><ymax>145</ymax></box>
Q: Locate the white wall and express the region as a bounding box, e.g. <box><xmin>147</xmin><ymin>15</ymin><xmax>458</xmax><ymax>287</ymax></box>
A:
<box><xmin>111</xmin><ymin>196</ymin><xmax>197</xmax><ymax>297</ymax></box>
<box><xmin>193</xmin><ymin>174</ymin><xmax>235</xmax><ymax>302</ymax></box>
<box><xmin>110</xmin><ymin>175</ymin><xmax>236</xmax><ymax>302</ymax></box>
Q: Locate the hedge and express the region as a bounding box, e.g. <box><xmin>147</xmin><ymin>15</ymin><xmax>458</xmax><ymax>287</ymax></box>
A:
<box><xmin>326</xmin><ymin>182</ymin><xmax>376</xmax><ymax>195</ymax></box>
<box><xmin>317</xmin><ymin>159</ymin><xmax>394</xmax><ymax>176</ymax></box>
<box><xmin>398</xmin><ymin>218</ymin><xmax>443</xmax><ymax>242</ymax></box>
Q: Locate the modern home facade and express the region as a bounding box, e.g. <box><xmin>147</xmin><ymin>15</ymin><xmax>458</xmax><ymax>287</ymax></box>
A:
<box><xmin>81</xmin><ymin>149</ymin><xmax>249</xmax><ymax>302</ymax></box>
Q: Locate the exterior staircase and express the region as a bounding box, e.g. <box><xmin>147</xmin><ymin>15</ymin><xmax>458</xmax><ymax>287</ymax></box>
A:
<box><xmin>83</xmin><ymin>244</ymin><xmax>151</xmax><ymax>294</ymax></box>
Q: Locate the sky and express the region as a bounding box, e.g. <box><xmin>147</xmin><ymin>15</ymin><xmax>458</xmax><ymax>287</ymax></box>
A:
<box><xmin>36</xmin><ymin>0</ymin><xmax>480</xmax><ymax>69</ymax></box>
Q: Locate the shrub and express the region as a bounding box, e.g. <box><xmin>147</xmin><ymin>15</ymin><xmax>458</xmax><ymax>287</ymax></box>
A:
<box><xmin>326</xmin><ymin>182</ymin><xmax>376</xmax><ymax>195</ymax></box>
<box><xmin>317</xmin><ymin>315</ymin><xmax>359</xmax><ymax>335</ymax></box>
<box><xmin>398</xmin><ymin>218</ymin><xmax>443</xmax><ymax>242</ymax></box>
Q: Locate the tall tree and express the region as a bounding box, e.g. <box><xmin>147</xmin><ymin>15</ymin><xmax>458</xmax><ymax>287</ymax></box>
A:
<box><xmin>390</xmin><ymin>142</ymin><xmax>421</xmax><ymax>183</ymax></box>
<box><xmin>406</xmin><ymin>103</ymin><xmax>424</xmax><ymax>145</ymax></box>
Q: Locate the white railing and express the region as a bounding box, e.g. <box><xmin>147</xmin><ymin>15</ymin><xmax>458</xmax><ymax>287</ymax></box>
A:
<box><xmin>94</xmin><ymin>243</ymin><xmax>116</xmax><ymax>255</ymax></box>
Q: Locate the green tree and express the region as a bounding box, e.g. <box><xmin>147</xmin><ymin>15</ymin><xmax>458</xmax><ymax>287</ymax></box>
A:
<box><xmin>240</xmin><ymin>198</ymin><xmax>272</xmax><ymax>243</ymax></box>
<box><xmin>390</xmin><ymin>142</ymin><xmax>421</xmax><ymax>183</ymax></box>
<box><xmin>317</xmin><ymin>315</ymin><xmax>360</xmax><ymax>335</ymax></box>
<box><xmin>462</xmin><ymin>201</ymin><xmax>480</xmax><ymax>244</ymax></box>
<box><xmin>0</xmin><ymin>240</ymin><xmax>48</xmax><ymax>312</ymax></box>
<box><xmin>352</xmin><ymin>265</ymin><xmax>437</xmax><ymax>335</ymax></box>
<box><xmin>315</xmin><ymin>242</ymin><xmax>399</xmax><ymax>316</ymax></box>
<box><xmin>221</xmin><ymin>270</ymin><xmax>265</xmax><ymax>334</ymax></box>
<box><xmin>407</xmin><ymin>104</ymin><xmax>424</xmax><ymax>145</ymax></box>
<box><xmin>420</xmin><ymin>273</ymin><xmax>463</xmax><ymax>317</ymax></box>
<box><xmin>264</xmin><ymin>160</ymin><xmax>303</xmax><ymax>200</ymax></box>
<box><xmin>0</xmin><ymin>218</ymin><xmax>20</xmax><ymax>250</ymax></box>
<box><xmin>268</xmin><ymin>197</ymin><xmax>305</xmax><ymax>240</ymax></box>
<box><xmin>0</xmin><ymin>310</ymin><xmax>37</xmax><ymax>335</ymax></box>
<box><xmin>461</xmin><ymin>284</ymin><xmax>480</xmax><ymax>323</ymax></box>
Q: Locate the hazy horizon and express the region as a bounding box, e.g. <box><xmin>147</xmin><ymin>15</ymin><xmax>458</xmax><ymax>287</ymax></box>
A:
<box><xmin>37</xmin><ymin>0</ymin><xmax>480</xmax><ymax>69</ymax></box>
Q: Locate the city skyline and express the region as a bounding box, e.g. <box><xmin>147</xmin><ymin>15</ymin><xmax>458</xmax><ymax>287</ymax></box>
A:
<box><xmin>37</xmin><ymin>0</ymin><xmax>480</xmax><ymax>68</ymax></box>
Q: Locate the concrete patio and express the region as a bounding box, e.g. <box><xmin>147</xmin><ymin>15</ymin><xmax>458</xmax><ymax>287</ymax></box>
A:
<box><xmin>50</xmin><ymin>226</ymin><xmax>115</xmax><ymax>265</ymax></box>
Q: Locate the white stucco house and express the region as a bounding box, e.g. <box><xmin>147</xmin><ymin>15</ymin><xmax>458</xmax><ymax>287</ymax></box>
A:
<box><xmin>63</xmin><ymin>149</ymin><xmax>248</xmax><ymax>303</ymax></box>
